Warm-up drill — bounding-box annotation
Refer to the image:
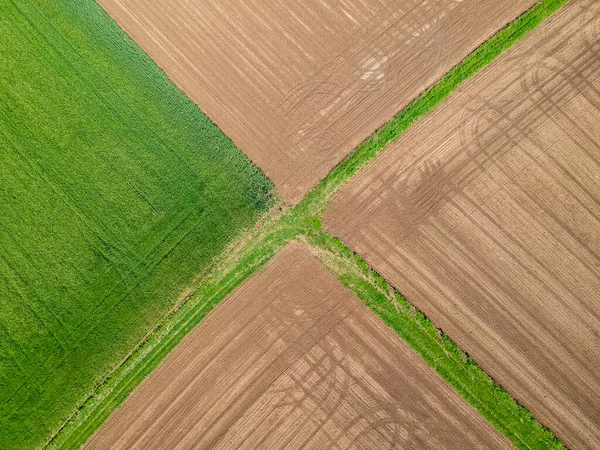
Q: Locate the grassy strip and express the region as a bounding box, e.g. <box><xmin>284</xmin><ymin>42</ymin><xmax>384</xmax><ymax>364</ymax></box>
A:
<box><xmin>296</xmin><ymin>0</ymin><xmax>568</xmax><ymax>218</ymax></box>
<box><xmin>48</xmin><ymin>0</ymin><xmax>567</xmax><ymax>448</ymax></box>
<box><xmin>303</xmin><ymin>225</ymin><xmax>563</xmax><ymax>449</ymax></box>
<box><xmin>46</xmin><ymin>209</ymin><xmax>296</xmax><ymax>449</ymax></box>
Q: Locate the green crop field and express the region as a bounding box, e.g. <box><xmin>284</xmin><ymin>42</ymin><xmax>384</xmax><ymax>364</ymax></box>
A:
<box><xmin>0</xmin><ymin>0</ymin><xmax>272</xmax><ymax>448</ymax></box>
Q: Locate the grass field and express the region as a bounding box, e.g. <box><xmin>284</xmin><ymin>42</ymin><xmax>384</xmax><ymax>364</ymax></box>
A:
<box><xmin>0</xmin><ymin>0</ymin><xmax>272</xmax><ymax>448</ymax></box>
<box><xmin>49</xmin><ymin>1</ymin><xmax>566</xmax><ymax>449</ymax></box>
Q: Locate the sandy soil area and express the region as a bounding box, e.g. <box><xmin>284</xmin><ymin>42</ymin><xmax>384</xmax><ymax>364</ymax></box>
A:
<box><xmin>324</xmin><ymin>2</ymin><xmax>600</xmax><ymax>448</ymax></box>
<box><xmin>96</xmin><ymin>0</ymin><xmax>535</xmax><ymax>203</ymax></box>
<box><xmin>85</xmin><ymin>243</ymin><xmax>510</xmax><ymax>449</ymax></box>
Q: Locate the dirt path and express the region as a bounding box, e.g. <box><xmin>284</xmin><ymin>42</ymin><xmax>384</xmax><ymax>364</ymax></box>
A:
<box><xmin>324</xmin><ymin>2</ymin><xmax>600</xmax><ymax>448</ymax></box>
<box><xmin>96</xmin><ymin>0</ymin><xmax>535</xmax><ymax>203</ymax></box>
<box><xmin>85</xmin><ymin>243</ymin><xmax>511</xmax><ymax>449</ymax></box>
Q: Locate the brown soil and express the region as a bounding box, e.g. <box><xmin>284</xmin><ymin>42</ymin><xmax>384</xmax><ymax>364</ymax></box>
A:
<box><xmin>324</xmin><ymin>2</ymin><xmax>600</xmax><ymax>448</ymax></box>
<box><xmin>85</xmin><ymin>243</ymin><xmax>510</xmax><ymax>449</ymax></box>
<box><xmin>96</xmin><ymin>0</ymin><xmax>535</xmax><ymax>204</ymax></box>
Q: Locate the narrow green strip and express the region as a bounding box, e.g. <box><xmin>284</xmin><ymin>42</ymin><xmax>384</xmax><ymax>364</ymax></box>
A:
<box><xmin>46</xmin><ymin>214</ymin><xmax>295</xmax><ymax>449</ymax></box>
<box><xmin>49</xmin><ymin>0</ymin><xmax>567</xmax><ymax>448</ymax></box>
<box><xmin>296</xmin><ymin>0</ymin><xmax>568</xmax><ymax>218</ymax></box>
<box><xmin>304</xmin><ymin>226</ymin><xmax>564</xmax><ymax>449</ymax></box>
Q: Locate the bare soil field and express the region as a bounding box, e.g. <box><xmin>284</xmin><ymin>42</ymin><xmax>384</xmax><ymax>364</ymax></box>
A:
<box><xmin>85</xmin><ymin>243</ymin><xmax>510</xmax><ymax>449</ymax></box>
<box><xmin>96</xmin><ymin>0</ymin><xmax>535</xmax><ymax>203</ymax></box>
<box><xmin>324</xmin><ymin>1</ymin><xmax>600</xmax><ymax>448</ymax></box>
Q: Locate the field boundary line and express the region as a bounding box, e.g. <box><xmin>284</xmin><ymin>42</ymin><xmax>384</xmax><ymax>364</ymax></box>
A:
<box><xmin>301</xmin><ymin>229</ymin><xmax>564</xmax><ymax>449</ymax></box>
<box><xmin>48</xmin><ymin>0</ymin><xmax>568</xmax><ymax>448</ymax></box>
<box><xmin>295</xmin><ymin>0</ymin><xmax>569</xmax><ymax>218</ymax></box>
<box><xmin>45</xmin><ymin>206</ymin><xmax>296</xmax><ymax>449</ymax></box>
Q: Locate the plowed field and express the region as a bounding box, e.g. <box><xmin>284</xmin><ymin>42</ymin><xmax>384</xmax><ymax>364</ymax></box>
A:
<box><xmin>85</xmin><ymin>243</ymin><xmax>511</xmax><ymax>449</ymax></box>
<box><xmin>324</xmin><ymin>1</ymin><xmax>600</xmax><ymax>448</ymax></box>
<box><xmin>96</xmin><ymin>0</ymin><xmax>535</xmax><ymax>203</ymax></box>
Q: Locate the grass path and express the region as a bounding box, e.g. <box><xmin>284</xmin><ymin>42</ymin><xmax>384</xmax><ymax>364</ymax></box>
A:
<box><xmin>48</xmin><ymin>0</ymin><xmax>567</xmax><ymax>448</ymax></box>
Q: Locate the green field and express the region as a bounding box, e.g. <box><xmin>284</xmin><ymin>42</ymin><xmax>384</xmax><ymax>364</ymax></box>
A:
<box><xmin>0</xmin><ymin>0</ymin><xmax>272</xmax><ymax>448</ymax></box>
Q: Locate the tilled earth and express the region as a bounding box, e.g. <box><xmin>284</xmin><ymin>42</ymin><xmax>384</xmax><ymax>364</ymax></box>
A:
<box><xmin>85</xmin><ymin>243</ymin><xmax>511</xmax><ymax>449</ymax></box>
<box><xmin>324</xmin><ymin>1</ymin><xmax>600</xmax><ymax>448</ymax></box>
<box><xmin>96</xmin><ymin>0</ymin><xmax>535</xmax><ymax>203</ymax></box>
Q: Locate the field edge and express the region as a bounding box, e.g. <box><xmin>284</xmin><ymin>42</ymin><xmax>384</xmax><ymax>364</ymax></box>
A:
<box><xmin>295</xmin><ymin>0</ymin><xmax>569</xmax><ymax>218</ymax></box>
<box><xmin>301</xmin><ymin>227</ymin><xmax>564</xmax><ymax>449</ymax></box>
<box><xmin>45</xmin><ymin>204</ymin><xmax>294</xmax><ymax>449</ymax></box>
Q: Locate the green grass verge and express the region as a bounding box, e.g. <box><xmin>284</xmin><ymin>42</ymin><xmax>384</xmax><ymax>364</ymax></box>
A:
<box><xmin>296</xmin><ymin>0</ymin><xmax>568</xmax><ymax>218</ymax></box>
<box><xmin>45</xmin><ymin>0</ymin><xmax>567</xmax><ymax>449</ymax></box>
<box><xmin>0</xmin><ymin>0</ymin><xmax>273</xmax><ymax>448</ymax></box>
<box><xmin>303</xmin><ymin>225</ymin><xmax>563</xmax><ymax>449</ymax></box>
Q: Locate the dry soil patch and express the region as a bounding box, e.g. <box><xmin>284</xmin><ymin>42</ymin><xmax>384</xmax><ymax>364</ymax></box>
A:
<box><xmin>96</xmin><ymin>0</ymin><xmax>535</xmax><ymax>203</ymax></box>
